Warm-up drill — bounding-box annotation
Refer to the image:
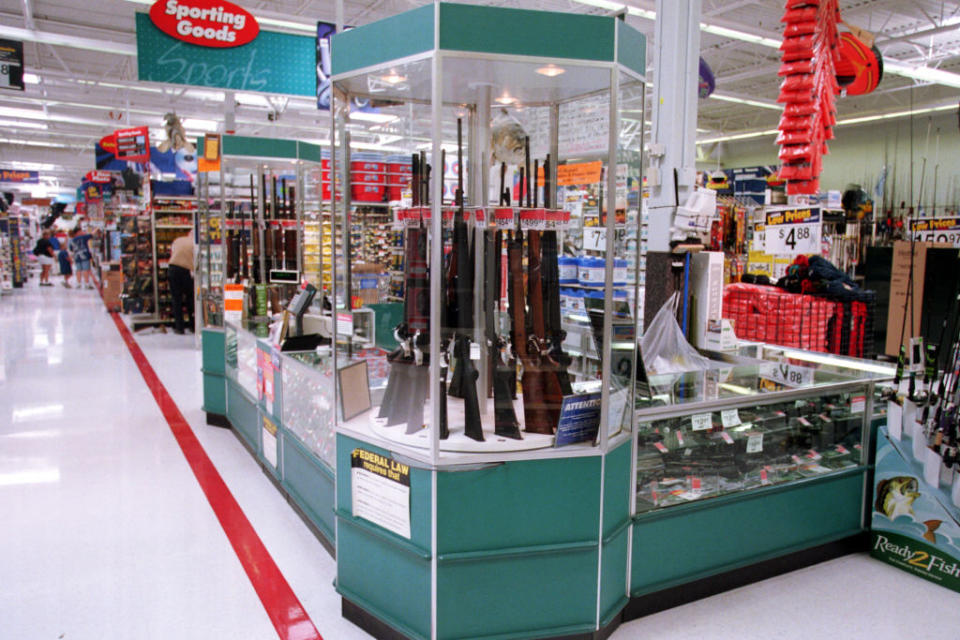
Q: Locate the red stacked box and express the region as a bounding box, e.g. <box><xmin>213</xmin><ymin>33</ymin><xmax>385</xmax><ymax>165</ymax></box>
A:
<box><xmin>777</xmin><ymin>0</ymin><xmax>840</xmax><ymax>195</ymax></box>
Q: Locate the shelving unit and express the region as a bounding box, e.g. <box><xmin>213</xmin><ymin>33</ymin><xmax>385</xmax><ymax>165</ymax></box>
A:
<box><xmin>153</xmin><ymin>195</ymin><xmax>197</xmax><ymax>326</ymax></box>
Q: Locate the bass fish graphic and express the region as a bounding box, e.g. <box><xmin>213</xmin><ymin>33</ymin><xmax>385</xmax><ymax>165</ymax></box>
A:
<box><xmin>874</xmin><ymin>476</ymin><xmax>920</xmax><ymax>520</ymax></box>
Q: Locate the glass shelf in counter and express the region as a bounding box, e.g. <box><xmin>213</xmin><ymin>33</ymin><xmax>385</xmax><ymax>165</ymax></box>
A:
<box><xmin>635</xmin><ymin>389</ymin><xmax>867</xmax><ymax>514</ymax></box>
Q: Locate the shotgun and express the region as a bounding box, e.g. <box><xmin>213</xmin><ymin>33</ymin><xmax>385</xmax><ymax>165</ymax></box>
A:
<box><xmin>271</xmin><ymin>175</ymin><xmax>283</xmax><ymax>273</ymax></box>
<box><xmin>249</xmin><ymin>174</ymin><xmax>260</xmax><ymax>284</ymax></box>
<box><xmin>487</xmin><ymin>227</ymin><xmax>521</xmax><ymax>439</ymax></box>
<box><xmin>445</xmin><ymin>118</ymin><xmax>483</xmax><ymax>441</ymax></box>
<box><xmin>284</xmin><ymin>182</ymin><xmax>298</xmax><ymax>271</ymax></box>
<box><xmin>510</xmin><ymin>229</ymin><xmax>549</xmax><ymax>433</ymax></box>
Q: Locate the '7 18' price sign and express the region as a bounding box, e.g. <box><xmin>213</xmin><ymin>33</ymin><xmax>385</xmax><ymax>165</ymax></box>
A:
<box><xmin>764</xmin><ymin>206</ymin><xmax>821</xmax><ymax>256</ymax></box>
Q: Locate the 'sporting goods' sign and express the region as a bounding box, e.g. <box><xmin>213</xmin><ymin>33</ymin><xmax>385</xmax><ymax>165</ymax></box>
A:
<box><xmin>764</xmin><ymin>206</ymin><xmax>821</xmax><ymax>256</ymax></box>
<box><xmin>150</xmin><ymin>0</ymin><xmax>259</xmax><ymax>47</ymax></box>
<box><xmin>136</xmin><ymin>13</ymin><xmax>315</xmax><ymax>96</ymax></box>
<box><xmin>909</xmin><ymin>217</ymin><xmax>960</xmax><ymax>248</ymax></box>
<box><xmin>0</xmin><ymin>169</ymin><xmax>38</xmax><ymax>183</ymax></box>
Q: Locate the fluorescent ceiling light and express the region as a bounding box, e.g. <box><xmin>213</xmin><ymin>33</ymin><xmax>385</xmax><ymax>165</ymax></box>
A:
<box><xmin>0</xmin><ymin>118</ymin><xmax>47</xmax><ymax>130</ymax></box>
<box><xmin>0</xmin><ymin>25</ymin><xmax>135</xmax><ymax>56</ymax></box>
<box><xmin>349</xmin><ymin>112</ymin><xmax>399</xmax><ymax>123</ymax></box>
<box><xmin>709</xmin><ymin>93</ymin><xmax>781</xmax><ymax>111</ymax></box>
<box><xmin>884</xmin><ymin>60</ymin><xmax>960</xmax><ymax>89</ymax></box>
<box><xmin>0</xmin><ymin>106</ymin><xmax>43</xmax><ymax>119</ymax></box>
<box><xmin>696</xmin><ymin>102</ymin><xmax>957</xmax><ymax>144</ymax></box>
<box><xmin>180</xmin><ymin>118</ymin><xmax>218</xmax><ymax>130</ymax></box>
<box><xmin>23</xmin><ymin>73</ymin><xmax>39</xmax><ymax>84</ymax></box>
<box><xmin>700</xmin><ymin>23</ymin><xmax>781</xmax><ymax>48</ymax></box>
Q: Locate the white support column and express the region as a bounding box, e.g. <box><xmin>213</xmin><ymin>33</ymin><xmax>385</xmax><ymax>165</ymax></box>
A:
<box><xmin>647</xmin><ymin>0</ymin><xmax>701</xmax><ymax>252</ymax></box>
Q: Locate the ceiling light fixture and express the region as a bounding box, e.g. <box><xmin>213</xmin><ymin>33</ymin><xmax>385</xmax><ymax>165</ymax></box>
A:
<box><xmin>495</xmin><ymin>92</ymin><xmax>517</xmax><ymax>105</ymax></box>
<box><xmin>380</xmin><ymin>71</ymin><xmax>408</xmax><ymax>85</ymax></box>
<box><xmin>708</xmin><ymin>93</ymin><xmax>782</xmax><ymax>111</ymax></box>
<box><xmin>696</xmin><ymin>102</ymin><xmax>957</xmax><ymax>145</ymax></box>
<box><xmin>349</xmin><ymin>112</ymin><xmax>399</xmax><ymax>124</ymax></box>
<box><xmin>536</xmin><ymin>65</ymin><xmax>566</xmax><ymax>77</ymax></box>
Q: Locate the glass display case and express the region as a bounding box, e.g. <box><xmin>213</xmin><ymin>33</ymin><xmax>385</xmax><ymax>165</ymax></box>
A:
<box><xmin>330</xmin><ymin>12</ymin><xmax>647</xmax><ymax>465</ymax></box>
<box><xmin>634</xmin><ymin>347</ymin><xmax>894</xmax><ymax>513</ymax></box>
<box><xmin>280</xmin><ymin>351</ymin><xmax>337</xmax><ymax>469</ymax></box>
<box><xmin>224</xmin><ymin>320</ymin><xmax>262</xmax><ymax>399</ymax></box>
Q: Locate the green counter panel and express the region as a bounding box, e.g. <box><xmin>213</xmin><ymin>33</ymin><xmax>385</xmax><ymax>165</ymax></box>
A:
<box><xmin>631</xmin><ymin>469</ymin><xmax>866</xmax><ymax>595</ymax></box>
<box><xmin>202</xmin><ymin>329</ymin><xmax>226</xmax><ymax>375</ymax></box>
<box><xmin>201</xmin><ymin>329</ymin><xmax>226</xmax><ymax>415</ymax></box>
<box><xmin>599</xmin><ymin>441</ymin><xmax>632</xmax><ymax>624</ymax></box>
<box><xmin>336</xmin><ymin>434</ymin><xmax>433</xmax><ymax>640</ymax></box>
<box><xmin>281</xmin><ymin>432</ymin><xmax>336</xmax><ymax>545</ymax></box>
<box><xmin>436</xmin><ymin>547</ymin><xmax>598</xmax><ymax>640</ymax></box>
<box><xmin>434</xmin><ymin>455</ymin><xmax>602</xmax><ymax>638</ymax></box>
<box><xmin>226</xmin><ymin>379</ymin><xmax>260</xmax><ymax>454</ymax></box>
<box><xmin>337</xmin><ymin>516</ymin><xmax>432</xmax><ymax>640</ymax></box>
<box><xmin>436</xmin><ymin>455</ymin><xmax>601</xmax><ymax>553</ymax></box>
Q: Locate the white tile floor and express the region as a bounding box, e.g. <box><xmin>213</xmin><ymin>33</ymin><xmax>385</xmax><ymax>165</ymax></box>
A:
<box><xmin>1</xmin><ymin>282</ymin><xmax>958</xmax><ymax>640</ymax></box>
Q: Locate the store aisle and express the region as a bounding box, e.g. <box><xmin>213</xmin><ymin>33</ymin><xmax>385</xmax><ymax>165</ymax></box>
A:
<box><xmin>0</xmin><ymin>284</ymin><xmax>304</xmax><ymax>640</ymax></box>
<box><xmin>3</xmin><ymin>284</ymin><xmax>959</xmax><ymax>640</ymax></box>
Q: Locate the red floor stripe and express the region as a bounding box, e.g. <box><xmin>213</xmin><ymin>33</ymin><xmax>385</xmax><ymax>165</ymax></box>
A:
<box><xmin>105</xmin><ymin>309</ymin><xmax>323</xmax><ymax>640</ymax></box>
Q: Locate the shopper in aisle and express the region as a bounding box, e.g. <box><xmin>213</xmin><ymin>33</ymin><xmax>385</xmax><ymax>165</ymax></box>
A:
<box><xmin>56</xmin><ymin>236</ymin><xmax>73</xmax><ymax>288</ymax></box>
<box><xmin>167</xmin><ymin>231</ymin><xmax>195</xmax><ymax>334</ymax></box>
<box><xmin>32</xmin><ymin>229</ymin><xmax>56</xmax><ymax>286</ymax></box>
<box><xmin>68</xmin><ymin>226</ymin><xmax>95</xmax><ymax>289</ymax></box>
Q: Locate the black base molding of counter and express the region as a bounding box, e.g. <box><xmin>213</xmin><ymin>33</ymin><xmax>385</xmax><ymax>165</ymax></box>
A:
<box><xmin>622</xmin><ymin>533</ymin><xmax>868</xmax><ymax>622</ymax></box>
<box><xmin>205</xmin><ymin>411</ymin><xmax>230</xmax><ymax>428</ymax></box>
<box><xmin>341</xmin><ymin>598</ymin><xmax>624</xmax><ymax>640</ymax></box>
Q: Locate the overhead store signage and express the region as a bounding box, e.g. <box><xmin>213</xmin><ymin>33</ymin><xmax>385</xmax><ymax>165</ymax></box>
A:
<box><xmin>554</xmin><ymin>161</ymin><xmax>603</xmax><ymax>186</ymax></box>
<box><xmin>765</xmin><ymin>206</ymin><xmax>821</xmax><ymax>256</ymax></box>
<box><xmin>909</xmin><ymin>217</ymin><xmax>960</xmax><ymax>248</ymax></box>
<box><xmin>84</xmin><ymin>170</ymin><xmax>113</xmax><ymax>184</ymax></box>
<box><xmin>0</xmin><ymin>39</ymin><xmax>24</xmax><ymax>91</ymax></box>
<box><xmin>136</xmin><ymin>13</ymin><xmax>315</xmax><ymax>96</ymax></box>
<box><xmin>114</xmin><ymin>126</ymin><xmax>151</xmax><ymax>162</ymax></box>
<box><xmin>0</xmin><ymin>169</ymin><xmax>38</xmax><ymax>183</ymax></box>
<box><xmin>150</xmin><ymin>0</ymin><xmax>258</xmax><ymax>48</ymax></box>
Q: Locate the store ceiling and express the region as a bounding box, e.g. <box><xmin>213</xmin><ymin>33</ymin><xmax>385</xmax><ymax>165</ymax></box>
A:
<box><xmin>1</xmin><ymin>0</ymin><xmax>959</xmax><ymax>196</ymax></box>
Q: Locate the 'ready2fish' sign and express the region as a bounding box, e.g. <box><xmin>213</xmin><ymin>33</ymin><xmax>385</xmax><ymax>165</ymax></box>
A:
<box><xmin>149</xmin><ymin>0</ymin><xmax>259</xmax><ymax>48</ymax></box>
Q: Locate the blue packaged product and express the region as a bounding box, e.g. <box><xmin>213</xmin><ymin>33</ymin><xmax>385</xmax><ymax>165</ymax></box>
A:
<box><xmin>558</xmin><ymin>256</ymin><xmax>578</xmax><ymax>284</ymax></box>
<box><xmin>578</xmin><ymin>257</ymin><xmax>605</xmax><ymax>287</ymax></box>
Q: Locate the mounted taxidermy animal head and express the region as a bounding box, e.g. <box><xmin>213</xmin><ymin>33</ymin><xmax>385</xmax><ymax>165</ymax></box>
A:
<box><xmin>158</xmin><ymin>112</ymin><xmax>196</xmax><ymax>154</ymax></box>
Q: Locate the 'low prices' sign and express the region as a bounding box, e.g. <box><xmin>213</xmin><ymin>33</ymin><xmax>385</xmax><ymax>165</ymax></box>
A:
<box><xmin>909</xmin><ymin>217</ymin><xmax>960</xmax><ymax>248</ymax></box>
<box><xmin>764</xmin><ymin>206</ymin><xmax>821</xmax><ymax>256</ymax></box>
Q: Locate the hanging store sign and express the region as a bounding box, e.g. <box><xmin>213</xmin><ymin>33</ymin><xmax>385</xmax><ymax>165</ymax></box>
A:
<box><xmin>764</xmin><ymin>206</ymin><xmax>821</xmax><ymax>256</ymax></box>
<box><xmin>84</xmin><ymin>170</ymin><xmax>113</xmax><ymax>184</ymax></box>
<box><xmin>115</xmin><ymin>126</ymin><xmax>151</xmax><ymax>162</ymax></box>
<box><xmin>0</xmin><ymin>169</ymin><xmax>38</xmax><ymax>183</ymax></box>
<box><xmin>136</xmin><ymin>13</ymin><xmax>315</xmax><ymax>96</ymax></box>
<box><xmin>0</xmin><ymin>39</ymin><xmax>24</xmax><ymax>91</ymax></box>
<box><xmin>149</xmin><ymin>0</ymin><xmax>259</xmax><ymax>48</ymax></box>
<box><xmin>908</xmin><ymin>217</ymin><xmax>960</xmax><ymax>248</ymax></box>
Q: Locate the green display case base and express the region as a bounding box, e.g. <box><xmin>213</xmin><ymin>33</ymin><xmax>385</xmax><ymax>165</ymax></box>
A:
<box><xmin>622</xmin><ymin>532</ymin><xmax>867</xmax><ymax>622</ymax></box>
<box><xmin>205</xmin><ymin>411</ymin><xmax>230</xmax><ymax>428</ymax></box>
<box><xmin>341</xmin><ymin>597</ymin><xmax>626</xmax><ymax>640</ymax></box>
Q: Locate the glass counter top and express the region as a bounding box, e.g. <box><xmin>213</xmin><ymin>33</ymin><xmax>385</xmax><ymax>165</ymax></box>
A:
<box><xmin>637</xmin><ymin>345</ymin><xmax>894</xmax><ymax>418</ymax></box>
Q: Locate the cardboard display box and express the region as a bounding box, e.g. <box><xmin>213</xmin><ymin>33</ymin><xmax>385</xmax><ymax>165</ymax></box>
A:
<box><xmin>871</xmin><ymin>427</ymin><xmax>960</xmax><ymax>593</ymax></box>
<box><xmin>100</xmin><ymin>262</ymin><xmax>124</xmax><ymax>311</ymax></box>
<box><xmin>884</xmin><ymin>241</ymin><xmax>956</xmax><ymax>357</ymax></box>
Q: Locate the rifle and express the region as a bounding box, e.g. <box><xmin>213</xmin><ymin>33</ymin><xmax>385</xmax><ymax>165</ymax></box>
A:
<box><xmin>284</xmin><ymin>181</ymin><xmax>298</xmax><ymax>271</ymax></box>
<box><xmin>541</xmin><ymin>154</ymin><xmax>573</xmax><ymax>402</ymax></box>
<box><xmin>378</xmin><ymin>153</ymin><xmax>431</xmax><ymax>435</ymax></box>
<box><xmin>487</xmin><ymin>227</ymin><xmax>521</xmax><ymax>438</ymax></box>
<box><xmin>445</xmin><ymin>118</ymin><xmax>483</xmax><ymax>441</ymax></box>
<box><xmin>244</xmin><ymin>173</ymin><xmax>261</xmax><ymax>284</ymax></box>
<box><xmin>240</xmin><ymin>197</ymin><xmax>249</xmax><ymax>282</ymax></box>
<box><xmin>271</xmin><ymin>175</ymin><xmax>284</xmax><ymax>273</ymax></box>
<box><xmin>226</xmin><ymin>200</ymin><xmax>239</xmax><ymax>283</ymax></box>
<box><xmin>510</xmin><ymin>229</ymin><xmax>549</xmax><ymax>433</ymax></box>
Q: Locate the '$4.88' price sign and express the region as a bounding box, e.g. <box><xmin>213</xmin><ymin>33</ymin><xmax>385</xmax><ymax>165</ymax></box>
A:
<box><xmin>764</xmin><ymin>207</ymin><xmax>821</xmax><ymax>256</ymax></box>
